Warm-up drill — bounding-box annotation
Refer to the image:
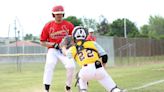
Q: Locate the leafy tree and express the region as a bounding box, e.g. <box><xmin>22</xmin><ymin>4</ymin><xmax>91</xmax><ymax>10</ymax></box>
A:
<box><xmin>24</xmin><ymin>34</ymin><xmax>33</xmax><ymax>40</ymax></box>
<box><xmin>64</xmin><ymin>16</ymin><xmax>82</xmax><ymax>26</ymax></box>
<box><xmin>140</xmin><ymin>25</ymin><xmax>149</xmax><ymax>35</ymax></box>
<box><xmin>140</xmin><ymin>15</ymin><xmax>164</xmax><ymax>39</ymax></box>
<box><xmin>81</xmin><ymin>17</ymin><xmax>98</xmax><ymax>30</ymax></box>
<box><xmin>140</xmin><ymin>25</ymin><xmax>149</xmax><ymax>37</ymax></box>
<box><xmin>110</xmin><ymin>18</ymin><xmax>139</xmax><ymax>37</ymax></box>
<box><xmin>97</xmin><ymin>15</ymin><xmax>110</xmax><ymax>35</ymax></box>
<box><xmin>148</xmin><ymin>15</ymin><xmax>164</xmax><ymax>39</ymax></box>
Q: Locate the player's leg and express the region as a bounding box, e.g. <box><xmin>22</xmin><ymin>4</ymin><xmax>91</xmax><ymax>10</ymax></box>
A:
<box><xmin>43</xmin><ymin>49</ymin><xmax>58</xmax><ymax>92</ymax></box>
<box><xmin>77</xmin><ymin>64</ymin><xmax>96</xmax><ymax>92</ymax></box>
<box><xmin>58</xmin><ymin>51</ymin><xmax>75</xmax><ymax>91</ymax></box>
<box><xmin>78</xmin><ymin>78</ymin><xmax>88</xmax><ymax>92</ymax></box>
<box><xmin>78</xmin><ymin>68</ymin><xmax>89</xmax><ymax>92</ymax></box>
<box><xmin>96</xmin><ymin>67</ymin><xmax>121</xmax><ymax>92</ymax></box>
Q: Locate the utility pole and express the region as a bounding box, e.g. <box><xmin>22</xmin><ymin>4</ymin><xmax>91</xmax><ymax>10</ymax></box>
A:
<box><xmin>14</xmin><ymin>18</ymin><xmax>20</xmax><ymax>72</ymax></box>
<box><xmin>124</xmin><ymin>18</ymin><xmax>127</xmax><ymax>38</ymax></box>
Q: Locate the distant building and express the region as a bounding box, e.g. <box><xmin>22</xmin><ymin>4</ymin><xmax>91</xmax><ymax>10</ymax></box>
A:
<box><xmin>6</xmin><ymin>40</ymin><xmax>41</xmax><ymax>47</ymax></box>
<box><xmin>0</xmin><ymin>37</ymin><xmax>16</xmax><ymax>45</ymax></box>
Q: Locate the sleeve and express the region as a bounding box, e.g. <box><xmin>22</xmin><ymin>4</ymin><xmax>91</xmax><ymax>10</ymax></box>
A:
<box><xmin>66</xmin><ymin>48</ymin><xmax>76</xmax><ymax>62</ymax></box>
<box><xmin>94</xmin><ymin>42</ymin><xmax>107</xmax><ymax>56</ymax></box>
<box><xmin>40</xmin><ymin>23</ymin><xmax>49</xmax><ymax>41</ymax></box>
<box><xmin>93</xmin><ymin>36</ymin><xmax>96</xmax><ymax>41</ymax></box>
<box><xmin>68</xmin><ymin>22</ymin><xmax>74</xmax><ymax>35</ymax></box>
<box><xmin>86</xmin><ymin>35</ymin><xmax>91</xmax><ymax>41</ymax></box>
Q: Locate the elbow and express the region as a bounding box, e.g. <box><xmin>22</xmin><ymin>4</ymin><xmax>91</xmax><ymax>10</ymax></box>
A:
<box><xmin>101</xmin><ymin>54</ymin><xmax>108</xmax><ymax>64</ymax></box>
<box><xmin>40</xmin><ymin>41</ymin><xmax>44</xmax><ymax>46</ymax></box>
<box><xmin>40</xmin><ymin>41</ymin><xmax>46</xmax><ymax>47</ymax></box>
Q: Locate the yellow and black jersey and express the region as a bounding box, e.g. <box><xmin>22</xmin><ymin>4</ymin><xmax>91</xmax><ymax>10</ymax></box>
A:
<box><xmin>67</xmin><ymin>41</ymin><xmax>106</xmax><ymax>67</ymax></box>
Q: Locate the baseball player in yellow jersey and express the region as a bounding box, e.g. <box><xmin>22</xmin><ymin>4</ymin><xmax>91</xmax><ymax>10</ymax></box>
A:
<box><xmin>61</xmin><ymin>26</ymin><xmax>123</xmax><ymax>92</ymax></box>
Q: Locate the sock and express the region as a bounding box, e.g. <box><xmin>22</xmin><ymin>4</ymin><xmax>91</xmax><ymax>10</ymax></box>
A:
<box><xmin>45</xmin><ymin>84</ymin><xmax>50</xmax><ymax>91</ymax></box>
<box><xmin>66</xmin><ymin>85</ymin><xmax>71</xmax><ymax>90</ymax></box>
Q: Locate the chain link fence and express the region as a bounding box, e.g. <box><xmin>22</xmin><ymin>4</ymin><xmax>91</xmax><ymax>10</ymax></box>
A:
<box><xmin>0</xmin><ymin>45</ymin><xmax>47</xmax><ymax>62</ymax></box>
<box><xmin>0</xmin><ymin>37</ymin><xmax>164</xmax><ymax>67</ymax></box>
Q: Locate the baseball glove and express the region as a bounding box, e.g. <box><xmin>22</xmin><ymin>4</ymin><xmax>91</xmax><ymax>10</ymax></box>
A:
<box><xmin>60</xmin><ymin>35</ymin><xmax>74</xmax><ymax>49</ymax></box>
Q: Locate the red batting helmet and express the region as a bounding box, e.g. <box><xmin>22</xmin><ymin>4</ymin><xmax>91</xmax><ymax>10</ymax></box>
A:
<box><xmin>52</xmin><ymin>5</ymin><xmax>65</xmax><ymax>14</ymax></box>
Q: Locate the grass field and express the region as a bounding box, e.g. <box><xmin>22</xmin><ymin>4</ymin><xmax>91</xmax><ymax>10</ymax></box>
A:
<box><xmin>0</xmin><ymin>61</ymin><xmax>164</xmax><ymax>92</ymax></box>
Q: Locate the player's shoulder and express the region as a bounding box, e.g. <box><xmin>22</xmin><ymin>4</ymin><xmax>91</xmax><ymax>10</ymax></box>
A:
<box><xmin>63</xmin><ymin>20</ymin><xmax>74</xmax><ymax>26</ymax></box>
<box><xmin>69</xmin><ymin>45</ymin><xmax>76</xmax><ymax>51</ymax></box>
<box><xmin>85</xmin><ymin>41</ymin><xmax>96</xmax><ymax>44</ymax></box>
<box><xmin>83</xmin><ymin>41</ymin><xmax>97</xmax><ymax>48</ymax></box>
<box><xmin>67</xmin><ymin>45</ymin><xmax>77</xmax><ymax>56</ymax></box>
<box><xmin>85</xmin><ymin>41</ymin><xmax>101</xmax><ymax>48</ymax></box>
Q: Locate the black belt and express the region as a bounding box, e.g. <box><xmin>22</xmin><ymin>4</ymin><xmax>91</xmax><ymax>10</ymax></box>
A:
<box><xmin>83</xmin><ymin>60</ymin><xmax>102</xmax><ymax>69</ymax></box>
<box><xmin>84</xmin><ymin>64</ymin><xmax>88</xmax><ymax>66</ymax></box>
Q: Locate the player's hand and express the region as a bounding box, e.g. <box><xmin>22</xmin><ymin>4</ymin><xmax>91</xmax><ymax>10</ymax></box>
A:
<box><xmin>61</xmin><ymin>46</ymin><xmax>67</xmax><ymax>56</ymax></box>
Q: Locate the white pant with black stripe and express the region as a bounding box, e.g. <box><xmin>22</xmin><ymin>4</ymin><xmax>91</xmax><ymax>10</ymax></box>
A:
<box><xmin>43</xmin><ymin>48</ymin><xmax>75</xmax><ymax>87</ymax></box>
<box><xmin>78</xmin><ymin>63</ymin><xmax>116</xmax><ymax>92</ymax></box>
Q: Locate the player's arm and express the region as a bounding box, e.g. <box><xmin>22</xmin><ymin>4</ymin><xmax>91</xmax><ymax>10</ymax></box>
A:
<box><xmin>40</xmin><ymin>41</ymin><xmax>58</xmax><ymax>48</ymax></box>
<box><xmin>94</xmin><ymin>42</ymin><xmax>108</xmax><ymax>67</ymax></box>
<box><xmin>65</xmin><ymin>48</ymin><xmax>75</xmax><ymax>63</ymax></box>
<box><xmin>101</xmin><ymin>54</ymin><xmax>108</xmax><ymax>67</ymax></box>
<box><xmin>40</xmin><ymin>22</ymin><xmax>59</xmax><ymax>49</ymax></box>
<box><xmin>60</xmin><ymin>45</ymin><xmax>67</xmax><ymax>56</ymax></box>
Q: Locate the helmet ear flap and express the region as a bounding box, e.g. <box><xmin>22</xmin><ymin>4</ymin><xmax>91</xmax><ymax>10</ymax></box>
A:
<box><xmin>73</xmin><ymin>29</ymin><xmax>77</xmax><ymax>41</ymax></box>
<box><xmin>84</xmin><ymin>28</ymin><xmax>89</xmax><ymax>39</ymax></box>
<box><xmin>52</xmin><ymin>13</ymin><xmax>55</xmax><ymax>18</ymax></box>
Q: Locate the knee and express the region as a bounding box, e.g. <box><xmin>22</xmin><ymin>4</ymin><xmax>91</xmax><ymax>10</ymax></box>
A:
<box><xmin>66</xmin><ymin>64</ymin><xmax>76</xmax><ymax>69</ymax></box>
<box><xmin>66</xmin><ymin>67</ymin><xmax>75</xmax><ymax>72</ymax></box>
<box><xmin>45</xmin><ymin>61</ymin><xmax>55</xmax><ymax>71</ymax></box>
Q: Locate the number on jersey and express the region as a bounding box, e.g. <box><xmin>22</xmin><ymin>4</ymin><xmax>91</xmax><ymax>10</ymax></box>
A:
<box><xmin>78</xmin><ymin>49</ymin><xmax>94</xmax><ymax>61</ymax></box>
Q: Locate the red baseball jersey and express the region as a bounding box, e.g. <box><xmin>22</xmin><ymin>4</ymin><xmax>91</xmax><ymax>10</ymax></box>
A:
<box><xmin>40</xmin><ymin>20</ymin><xmax>74</xmax><ymax>45</ymax></box>
<box><xmin>86</xmin><ymin>34</ymin><xmax>96</xmax><ymax>41</ymax></box>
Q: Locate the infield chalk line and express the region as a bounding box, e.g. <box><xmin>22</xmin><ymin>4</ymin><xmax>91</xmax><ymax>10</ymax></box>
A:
<box><xmin>125</xmin><ymin>79</ymin><xmax>164</xmax><ymax>91</ymax></box>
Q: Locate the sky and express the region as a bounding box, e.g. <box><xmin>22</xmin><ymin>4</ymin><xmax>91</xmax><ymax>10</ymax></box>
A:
<box><xmin>0</xmin><ymin>0</ymin><xmax>164</xmax><ymax>37</ymax></box>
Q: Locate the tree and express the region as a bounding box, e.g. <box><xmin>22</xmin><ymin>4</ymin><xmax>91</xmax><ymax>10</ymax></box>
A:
<box><xmin>24</xmin><ymin>34</ymin><xmax>33</xmax><ymax>40</ymax></box>
<box><xmin>81</xmin><ymin>17</ymin><xmax>98</xmax><ymax>31</ymax></box>
<box><xmin>110</xmin><ymin>18</ymin><xmax>139</xmax><ymax>37</ymax></box>
<box><xmin>97</xmin><ymin>15</ymin><xmax>110</xmax><ymax>35</ymax></box>
<box><xmin>140</xmin><ymin>15</ymin><xmax>164</xmax><ymax>39</ymax></box>
<box><xmin>140</xmin><ymin>25</ymin><xmax>149</xmax><ymax>37</ymax></box>
<box><xmin>64</xmin><ymin>16</ymin><xmax>82</xmax><ymax>26</ymax></box>
<box><xmin>148</xmin><ymin>15</ymin><xmax>164</xmax><ymax>39</ymax></box>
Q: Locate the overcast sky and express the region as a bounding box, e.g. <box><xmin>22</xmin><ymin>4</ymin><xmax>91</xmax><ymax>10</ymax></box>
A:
<box><xmin>0</xmin><ymin>0</ymin><xmax>164</xmax><ymax>37</ymax></box>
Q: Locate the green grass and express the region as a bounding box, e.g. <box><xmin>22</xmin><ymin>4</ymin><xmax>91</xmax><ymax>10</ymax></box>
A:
<box><xmin>0</xmin><ymin>61</ymin><xmax>164</xmax><ymax>92</ymax></box>
<box><xmin>115</xmin><ymin>55</ymin><xmax>164</xmax><ymax>65</ymax></box>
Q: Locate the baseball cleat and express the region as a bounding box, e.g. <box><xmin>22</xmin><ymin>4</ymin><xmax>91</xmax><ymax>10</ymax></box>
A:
<box><xmin>65</xmin><ymin>85</ymin><xmax>72</xmax><ymax>92</ymax></box>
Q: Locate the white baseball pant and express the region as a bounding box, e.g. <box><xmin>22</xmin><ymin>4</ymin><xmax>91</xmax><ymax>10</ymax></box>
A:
<box><xmin>78</xmin><ymin>63</ymin><xmax>116</xmax><ymax>92</ymax></box>
<box><xmin>43</xmin><ymin>48</ymin><xmax>75</xmax><ymax>87</ymax></box>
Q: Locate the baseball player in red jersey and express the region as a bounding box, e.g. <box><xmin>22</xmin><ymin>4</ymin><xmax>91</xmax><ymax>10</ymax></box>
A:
<box><xmin>86</xmin><ymin>28</ymin><xmax>96</xmax><ymax>41</ymax></box>
<box><xmin>40</xmin><ymin>5</ymin><xmax>75</xmax><ymax>92</ymax></box>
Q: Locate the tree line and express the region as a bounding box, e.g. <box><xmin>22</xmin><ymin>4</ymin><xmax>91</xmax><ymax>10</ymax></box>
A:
<box><xmin>64</xmin><ymin>15</ymin><xmax>164</xmax><ymax>39</ymax></box>
<box><xmin>24</xmin><ymin>15</ymin><xmax>164</xmax><ymax>40</ymax></box>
